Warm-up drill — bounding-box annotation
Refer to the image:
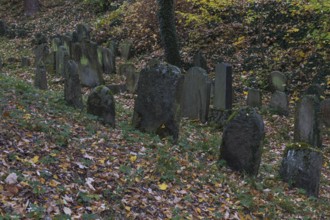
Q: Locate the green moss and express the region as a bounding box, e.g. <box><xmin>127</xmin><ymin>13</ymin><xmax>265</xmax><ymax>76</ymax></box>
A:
<box><xmin>284</xmin><ymin>142</ymin><xmax>323</xmax><ymax>156</ymax></box>
<box><xmin>80</xmin><ymin>55</ymin><xmax>89</xmax><ymax>66</ymax></box>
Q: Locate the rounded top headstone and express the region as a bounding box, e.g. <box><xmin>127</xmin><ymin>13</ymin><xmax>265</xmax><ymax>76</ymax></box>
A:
<box><xmin>271</xmin><ymin>71</ymin><xmax>287</xmax><ymax>92</ymax></box>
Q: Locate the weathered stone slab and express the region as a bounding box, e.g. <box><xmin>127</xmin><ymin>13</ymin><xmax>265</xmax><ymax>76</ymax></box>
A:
<box><xmin>220</xmin><ymin>107</ymin><xmax>265</xmax><ymax>176</ymax></box>
<box><xmin>34</xmin><ymin>62</ymin><xmax>47</xmax><ymax>90</ymax></box>
<box><xmin>118</xmin><ymin>41</ymin><xmax>133</xmax><ymax>60</ymax></box>
<box><xmin>122</xmin><ymin>64</ymin><xmax>139</xmax><ymax>93</ymax></box>
<box><xmin>64</xmin><ymin>60</ymin><xmax>83</xmax><ymax>109</ymax></box>
<box><xmin>76</xmin><ymin>23</ymin><xmax>90</xmax><ymax>42</ymax></box>
<box><xmin>320</xmin><ymin>98</ymin><xmax>330</xmax><ymax>127</ymax></box>
<box><xmin>132</xmin><ymin>64</ymin><xmax>184</xmax><ymax>142</ymax></box>
<box><xmin>280</xmin><ymin>145</ymin><xmax>322</xmax><ymax>197</ymax></box>
<box><xmin>21</xmin><ymin>56</ymin><xmax>31</xmax><ymax>67</ymax></box>
<box><xmin>181</xmin><ymin>67</ymin><xmax>211</xmax><ymax>123</ymax></box>
<box><xmin>193</xmin><ymin>51</ymin><xmax>208</xmax><ymax>72</ymax></box>
<box><xmin>102</xmin><ymin>47</ymin><xmax>115</xmax><ymax>74</ymax></box>
<box><xmin>269</xmin><ymin>91</ymin><xmax>289</xmax><ymax>116</ymax></box>
<box><xmin>294</xmin><ymin>95</ymin><xmax>321</xmax><ymax>147</ymax></box>
<box><xmin>56</xmin><ymin>46</ymin><xmax>69</xmax><ymax>76</ymax></box>
<box><xmin>247</xmin><ymin>88</ymin><xmax>262</xmax><ymax>108</ymax></box>
<box><xmin>51</xmin><ymin>37</ymin><xmax>62</xmax><ymax>52</ymax></box>
<box><xmin>87</xmin><ymin>85</ymin><xmax>115</xmax><ymax>127</ymax></box>
<box><xmin>78</xmin><ymin>41</ymin><xmax>104</xmax><ymax>87</ymax></box>
<box><xmin>270</xmin><ymin>71</ymin><xmax>287</xmax><ymax>92</ymax></box>
<box><xmin>214</xmin><ymin>63</ymin><xmax>233</xmax><ymax>110</ymax></box>
<box><xmin>62</xmin><ymin>34</ymin><xmax>72</xmax><ymax>56</ymax></box>
<box><xmin>34</xmin><ymin>43</ymin><xmax>50</xmax><ymax>66</ymax></box>
<box><xmin>0</xmin><ymin>20</ymin><xmax>7</xmax><ymax>36</ymax></box>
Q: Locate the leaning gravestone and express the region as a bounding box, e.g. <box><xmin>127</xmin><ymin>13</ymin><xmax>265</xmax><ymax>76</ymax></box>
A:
<box><xmin>270</xmin><ymin>71</ymin><xmax>287</xmax><ymax>92</ymax></box>
<box><xmin>220</xmin><ymin>107</ymin><xmax>265</xmax><ymax>176</ymax></box>
<box><xmin>247</xmin><ymin>88</ymin><xmax>262</xmax><ymax>108</ymax></box>
<box><xmin>102</xmin><ymin>47</ymin><xmax>115</xmax><ymax>74</ymax></box>
<box><xmin>64</xmin><ymin>60</ymin><xmax>83</xmax><ymax>109</ymax></box>
<box><xmin>79</xmin><ymin>41</ymin><xmax>104</xmax><ymax>87</ymax></box>
<box><xmin>193</xmin><ymin>51</ymin><xmax>208</xmax><ymax>72</ymax></box>
<box><xmin>214</xmin><ymin>63</ymin><xmax>233</xmax><ymax>110</ymax></box>
<box><xmin>34</xmin><ymin>62</ymin><xmax>48</xmax><ymax>90</ymax></box>
<box><xmin>181</xmin><ymin>67</ymin><xmax>211</xmax><ymax>123</ymax></box>
<box><xmin>132</xmin><ymin>64</ymin><xmax>184</xmax><ymax>142</ymax></box>
<box><xmin>320</xmin><ymin>98</ymin><xmax>330</xmax><ymax>127</ymax></box>
<box><xmin>269</xmin><ymin>91</ymin><xmax>289</xmax><ymax>116</ymax></box>
<box><xmin>294</xmin><ymin>95</ymin><xmax>321</xmax><ymax>147</ymax></box>
<box><xmin>87</xmin><ymin>85</ymin><xmax>115</xmax><ymax>127</ymax></box>
<box><xmin>280</xmin><ymin>145</ymin><xmax>322</xmax><ymax>197</ymax></box>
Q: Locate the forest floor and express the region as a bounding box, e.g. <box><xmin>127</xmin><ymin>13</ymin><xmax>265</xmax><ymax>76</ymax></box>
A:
<box><xmin>0</xmin><ymin>0</ymin><xmax>330</xmax><ymax>219</ymax></box>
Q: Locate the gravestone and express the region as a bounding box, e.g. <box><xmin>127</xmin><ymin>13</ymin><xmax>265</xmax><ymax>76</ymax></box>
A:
<box><xmin>34</xmin><ymin>43</ymin><xmax>50</xmax><ymax>66</ymax></box>
<box><xmin>64</xmin><ymin>60</ymin><xmax>83</xmax><ymax>109</ymax></box>
<box><xmin>247</xmin><ymin>88</ymin><xmax>262</xmax><ymax>108</ymax></box>
<box><xmin>294</xmin><ymin>95</ymin><xmax>321</xmax><ymax>147</ymax></box>
<box><xmin>78</xmin><ymin>41</ymin><xmax>104</xmax><ymax>87</ymax></box>
<box><xmin>119</xmin><ymin>63</ymin><xmax>135</xmax><ymax>76</ymax></box>
<box><xmin>0</xmin><ymin>56</ymin><xmax>3</xmax><ymax>70</ymax></box>
<box><xmin>320</xmin><ymin>99</ymin><xmax>330</xmax><ymax>127</ymax></box>
<box><xmin>305</xmin><ymin>84</ymin><xmax>324</xmax><ymax>101</ymax></box>
<box><xmin>181</xmin><ymin>67</ymin><xmax>211</xmax><ymax>123</ymax></box>
<box><xmin>0</xmin><ymin>20</ymin><xmax>7</xmax><ymax>36</ymax></box>
<box><xmin>269</xmin><ymin>91</ymin><xmax>289</xmax><ymax>116</ymax></box>
<box><xmin>34</xmin><ymin>62</ymin><xmax>48</xmax><ymax>90</ymax></box>
<box><xmin>87</xmin><ymin>85</ymin><xmax>115</xmax><ymax>127</ymax></box>
<box><xmin>118</xmin><ymin>41</ymin><xmax>133</xmax><ymax>60</ymax></box>
<box><xmin>56</xmin><ymin>46</ymin><xmax>69</xmax><ymax>76</ymax></box>
<box><xmin>220</xmin><ymin>108</ymin><xmax>265</xmax><ymax>176</ymax></box>
<box><xmin>214</xmin><ymin>63</ymin><xmax>233</xmax><ymax>110</ymax></box>
<box><xmin>122</xmin><ymin>64</ymin><xmax>139</xmax><ymax>93</ymax></box>
<box><xmin>132</xmin><ymin>64</ymin><xmax>184</xmax><ymax>142</ymax></box>
<box><xmin>62</xmin><ymin>34</ymin><xmax>72</xmax><ymax>55</ymax></box>
<box><xmin>107</xmin><ymin>84</ymin><xmax>127</xmax><ymax>95</ymax></box>
<box><xmin>21</xmin><ymin>56</ymin><xmax>31</xmax><ymax>67</ymax></box>
<box><xmin>193</xmin><ymin>51</ymin><xmax>208</xmax><ymax>72</ymax></box>
<box><xmin>280</xmin><ymin>145</ymin><xmax>322</xmax><ymax>197</ymax></box>
<box><xmin>102</xmin><ymin>47</ymin><xmax>115</xmax><ymax>74</ymax></box>
<box><xmin>51</xmin><ymin>37</ymin><xmax>62</xmax><ymax>52</ymax></box>
<box><xmin>71</xmin><ymin>42</ymin><xmax>82</xmax><ymax>62</ymax></box>
<box><xmin>76</xmin><ymin>23</ymin><xmax>90</xmax><ymax>42</ymax></box>
<box><xmin>270</xmin><ymin>71</ymin><xmax>287</xmax><ymax>92</ymax></box>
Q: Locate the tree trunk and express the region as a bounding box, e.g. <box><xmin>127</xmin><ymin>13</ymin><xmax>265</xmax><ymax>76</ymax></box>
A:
<box><xmin>24</xmin><ymin>0</ymin><xmax>40</xmax><ymax>16</ymax></box>
<box><xmin>157</xmin><ymin>0</ymin><xmax>181</xmax><ymax>67</ymax></box>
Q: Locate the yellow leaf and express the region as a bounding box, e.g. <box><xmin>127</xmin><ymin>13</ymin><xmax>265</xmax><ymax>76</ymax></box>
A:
<box><xmin>158</xmin><ymin>183</ymin><xmax>168</xmax><ymax>190</ymax></box>
<box><xmin>23</xmin><ymin>113</ymin><xmax>31</xmax><ymax>120</ymax></box>
<box><xmin>125</xmin><ymin>206</ymin><xmax>131</xmax><ymax>212</ymax></box>
<box><xmin>243</xmin><ymin>91</ymin><xmax>248</xmax><ymax>96</ymax></box>
<box><xmin>31</xmin><ymin>156</ymin><xmax>39</xmax><ymax>164</ymax></box>
<box><xmin>49</xmin><ymin>180</ymin><xmax>59</xmax><ymax>187</ymax></box>
<box><xmin>130</xmin><ymin>155</ymin><xmax>137</xmax><ymax>163</ymax></box>
<box><xmin>195</xmin><ymin>207</ymin><xmax>201</xmax><ymax>214</ymax></box>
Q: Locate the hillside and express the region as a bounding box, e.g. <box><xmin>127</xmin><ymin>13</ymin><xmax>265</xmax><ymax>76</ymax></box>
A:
<box><xmin>0</xmin><ymin>0</ymin><xmax>329</xmax><ymax>219</ymax></box>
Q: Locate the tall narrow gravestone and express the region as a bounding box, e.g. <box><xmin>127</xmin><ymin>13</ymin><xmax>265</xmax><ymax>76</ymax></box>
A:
<box><xmin>294</xmin><ymin>95</ymin><xmax>321</xmax><ymax>147</ymax></box>
<box><xmin>320</xmin><ymin>98</ymin><xmax>330</xmax><ymax>127</ymax></box>
<box><xmin>0</xmin><ymin>56</ymin><xmax>3</xmax><ymax>70</ymax></box>
<box><xmin>214</xmin><ymin>63</ymin><xmax>232</xmax><ymax>110</ymax></box>
<box><xmin>56</xmin><ymin>46</ymin><xmax>69</xmax><ymax>76</ymax></box>
<box><xmin>132</xmin><ymin>64</ymin><xmax>184</xmax><ymax>142</ymax></box>
<box><xmin>102</xmin><ymin>47</ymin><xmax>115</xmax><ymax>74</ymax></box>
<box><xmin>64</xmin><ymin>60</ymin><xmax>83</xmax><ymax>109</ymax></box>
<box><xmin>34</xmin><ymin>62</ymin><xmax>48</xmax><ymax>90</ymax></box>
<box><xmin>193</xmin><ymin>51</ymin><xmax>208</xmax><ymax>72</ymax></box>
<box><xmin>269</xmin><ymin>91</ymin><xmax>289</xmax><ymax>116</ymax></box>
<box><xmin>181</xmin><ymin>67</ymin><xmax>211</xmax><ymax>123</ymax></box>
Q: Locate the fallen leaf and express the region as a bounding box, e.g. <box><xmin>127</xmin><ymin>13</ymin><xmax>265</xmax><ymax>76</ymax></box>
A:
<box><xmin>130</xmin><ymin>155</ymin><xmax>137</xmax><ymax>163</ymax></box>
<box><xmin>158</xmin><ymin>183</ymin><xmax>168</xmax><ymax>191</ymax></box>
<box><xmin>5</xmin><ymin>173</ymin><xmax>18</xmax><ymax>184</ymax></box>
<box><xmin>63</xmin><ymin>207</ymin><xmax>72</xmax><ymax>216</ymax></box>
